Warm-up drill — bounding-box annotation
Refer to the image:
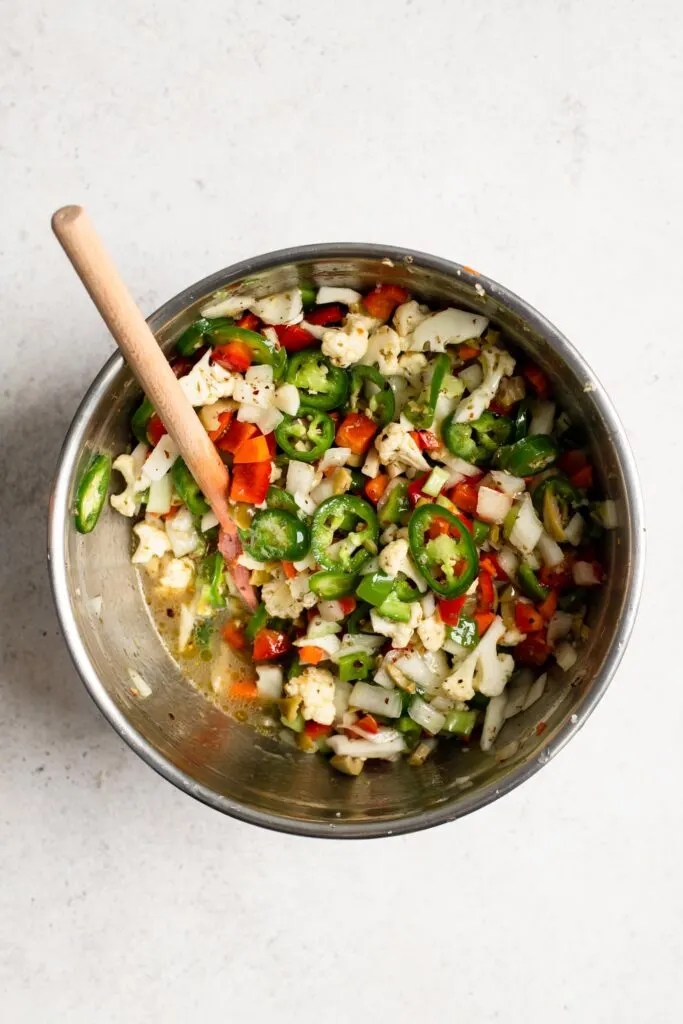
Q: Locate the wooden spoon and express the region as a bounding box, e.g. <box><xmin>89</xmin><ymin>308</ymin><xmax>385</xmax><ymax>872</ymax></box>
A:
<box><xmin>51</xmin><ymin>205</ymin><xmax>233</xmax><ymax>531</ymax></box>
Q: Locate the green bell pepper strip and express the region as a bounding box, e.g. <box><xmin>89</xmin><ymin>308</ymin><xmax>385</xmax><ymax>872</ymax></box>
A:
<box><xmin>376</xmin><ymin>589</ymin><xmax>412</xmax><ymax>623</ymax></box>
<box><xmin>408</xmin><ymin>504</ymin><xmax>479</xmax><ymax>598</ymax></box>
<box><xmin>403</xmin><ymin>353</ymin><xmax>449</xmax><ymax>429</ymax></box>
<box><xmin>299</xmin><ymin>282</ymin><xmax>317</xmax><ymax>311</ymax></box>
<box><xmin>472</xmin><ymin>519</ymin><xmax>490</xmax><ymax>546</ymax></box>
<box><xmin>443</xmin><ymin>709</ymin><xmax>478</xmax><ymax>737</ymax></box>
<box><xmin>396</xmin><ymin>715</ymin><xmax>422</xmax><ymax>749</ymax></box>
<box><xmin>494</xmin><ymin>435</ymin><xmax>559</xmax><ymax>475</ymax></box>
<box><xmin>74</xmin><ymin>453</ymin><xmax>111</xmax><ymax>534</ymax></box>
<box><xmin>309</xmin><ymin>570</ymin><xmax>359</xmax><ymax>599</ymax></box>
<box><xmin>199</xmin><ymin>552</ymin><xmax>227</xmax><ymax>609</ymax></box>
<box><xmin>347</xmin><ymin>469</ymin><xmax>367</xmax><ymax>495</ymax></box>
<box><xmin>266</xmin><ymin>486</ymin><xmax>299</xmax><ymax>515</ymax></box>
<box><xmin>275</xmin><ymin>411</ymin><xmax>335</xmax><ymax>462</ymax></box>
<box><xmin>518</xmin><ymin>562</ymin><xmax>551</xmax><ymax>602</ymax></box>
<box><xmin>355</xmin><ymin>571</ymin><xmax>395</xmax><ymax>607</ymax></box>
<box><xmin>559</xmin><ymin>587</ymin><xmax>588</xmax><ymax>612</ymax></box>
<box><xmin>312</xmin><ymin>495</ymin><xmax>379</xmax><ymax>573</ymax></box>
<box><xmin>448</xmin><ymin>614</ymin><xmax>478</xmax><ymax>649</ymax></box>
<box><xmin>240</xmin><ymin>509</ymin><xmax>310</xmax><ymax>562</ymax></box>
<box><xmin>394</xmin><ymin>576</ymin><xmax>420</xmax><ymax>602</ymax></box>
<box><xmin>442</xmin><ymin>410</ymin><xmax>513</xmax><ymax>466</ymax></box>
<box><xmin>346</xmin><ymin>601</ymin><xmax>371</xmax><ymax>633</ymax></box>
<box><xmin>338</xmin><ymin>650</ymin><xmax>375</xmax><ymax>683</ymax></box>
<box><xmin>131</xmin><ymin>397</ymin><xmax>155</xmax><ymax>445</ymax></box>
<box><xmin>208</xmin><ymin>323</ymin><xmax>287</xmax><ymax>380</ymax></box>
<box><xmin>286</xmin><ymin>351</ymin><xmax>349</xmax><ymax>411</ymax></box>
<box><xmin>171</xmin><ymin>459</ymin><xmax>210</xmax><ymax>517</ymax></box>
<box><xmin>348</xmin><ymin>365</ymin><xmax>395</xmax><ymax>427</ymax></box>
<box><xmin>245</xmin><ymin>602</ymin><xmax>267</xmax><ymax>642</ymax></box>
<box><xmin>513</xmin><ymin>399</ymin><xmax>532</xmax><ymax>442</ymax></box>
<box><xmin>175</xmin><ymin>316</ymin><xmax>221</xmax><ymax>356</ymax></box>
<box><xmin>378</xmin><ymin>480</ymin><xmax>410</xmax><ymax>527</ymax></box>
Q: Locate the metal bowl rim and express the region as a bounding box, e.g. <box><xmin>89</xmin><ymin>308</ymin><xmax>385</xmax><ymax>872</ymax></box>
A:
<box><xmin>47</xmin><ymin>242</ymin><xmax>645</xmax><ymax>839</ymax></box>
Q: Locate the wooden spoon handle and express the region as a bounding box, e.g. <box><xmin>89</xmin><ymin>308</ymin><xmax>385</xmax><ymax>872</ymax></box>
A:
<box><xmin>52</xmin><ymin>205</ymin><xmax>232</xmax><ymax>531</ymax></box>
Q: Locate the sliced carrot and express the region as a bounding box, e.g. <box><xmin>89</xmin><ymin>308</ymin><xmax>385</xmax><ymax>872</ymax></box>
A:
<box><xmin>364</xmin><ymin>473</ymin><xmax>389</xmax><ymax>504</ymax></box>
<box><xmin>458</xmin><ymin>343</ymin><xmax>480</xmax><ymax>361</ymax></box>
<box><xmin>222</xmin><ymin>620</ymin><xmax>246</xmax><ymax>650</ymax></box>
<box><xmin>233</xmin><ymin>434</ymin><xmax>271</xmax><ymax>463</ymax></box>
<box><xmin>356</xmin><ymin>714</ymin><xmax>379</xmax><ymax>734</ymax></box>
<box><xmin>474</xmin><ymin>612</ymin><xmax>496</xmax><ymax>636</ymax></box>
<box><xmin>217</xmin><ymin>420</ymin><xmax>259</xmax><ymax>454</ymax></box>
<box><xmin>282</xmin><ymin>560</ymin><xmax>298</xmax><ymax>579</ymax></box>
<box><xmin>230</xmin><ymin>679</ymin><xmax>258</xmax><ymax>700</ymax></box>
<box><xmin>208</xmin><ymin>409</ymin><xmax>234</xmax><ymax>442</ymax></box>
<box><xmin>299</xmin><ymin>645</ymin><xmax>325</xmax><ymax>666</ymax></box>
<box><xmin>538</xmin><ymin>589</ymin><xmax>558</xmax><ymax>622</ymax></box>
<box><xmin>335</xmin><ymin>412</ymin><xmax>378</xmax><ymax>455</ymax></box>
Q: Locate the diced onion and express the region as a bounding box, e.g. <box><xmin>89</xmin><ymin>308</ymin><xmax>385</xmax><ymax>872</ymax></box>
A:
<box><xmin>305</xmin><ymin>617</ymin><xmax>342</xmax><ymax>638</ymax></box>
<box><xmin>310</xmin><ymin>479</ymin><xmax>335</xmax><ymax>505</ymax></box>
<box><xmin>547</xmin><ymin>611</ymin><xmax>574</xmax><ymax>646</ymax></box>
<box><xmin>477</xmin><ymin>485</ymin><xmax>513</xmax><ymax>524</ymax></box>
<box><xmin>554</xmin><ymin>642</ymin><xmax>578</xmax><ymax>671</ymax></box>
<box><xmin>293</xmin><ymin>634</ymin><xmax>341</xmax><ymax>656</ymax></box>
<box><xmin>201</xmin><ymin>510</ymin><xmax>219</xmax><ymax>533</ymax></box>
<box><xmin>529</xmin><ymin>401</ymin><xmax>555</xmax><ymax>436</ymax></box>
<box><xmin>143</xmin><ymin>434</ymin><xmax>180</xmax><ymax>481</ymax></box>
<box><xmin>327</xmin><ymin>734</ymin><xmax>406</xmax><ymax>758</ymax></box>
<box><xmin>537</xmin><ymin>530</ymin><xmax>565</xmax><ymax>568</ymax></box>
<box><xmin>146</xmin><ymin>475</ymin><xmax>173</xmax><ymax>515</ymax></box>
<box><xmin>503</xmin><ymin>669</ymin><xmax>534</xmax><ymax>718</ymax></box>
<box><xmin>459</xmin><ymin>363</ymin><xmax>483</xmax><ymax>392</ymax></box>
<box><xmin>421</xmin><ymin>591</ymin><xmax>436</xmax><ymax>618</ymax></box>
<box><xmin>334</xmin><ymin>681</ymin><xmax>352</xmax><ymax>721</ymax></box>
<box><xmin>563</xmin><ymin>512</ymin><xmax>585</xmax><ymax>546</ymax></box>
<box><xmin>317</xmin><ymin>600</ymin><xmax>346</xmax><ymax>622</ymax></box>
<box><xmin>319</xmin><ymin>447</ymin><xmax>351</xmax><ymax>471</ymax></box>
<box><xmin>200</xmin><ymin>292</ymin><xmax>253</xmax><ymax>318</ymax></box>
<box><xmin>480</xmin><ymin>693</ymin><xmax>508</xmax><ymax>751</ymax></box>
<box><xmin>489</xmin><ymin>470</ymin><xmax>525</xmax><ymax>496</ymax></box>
<box><xmin>573</xmin><ymin>561</ymin><xmax>601</xmax><ymax>586</ymax></box>
<box><xmin>408</xmin><ymin>696</ymin><xmax>446</xmax><ymax>735</ymax></box>
<box><xmin>522</xmin><ymin>672</ymin><xmax>547</xmax><ymax>709</ymax></box>
<box><xmin>350</xmin><ymin>682</ymin><xmax>402</xmax><ymax>718</ymax></box>
<box><xmin>395</xmin><ymin>651</ymin><xmax>440</xmax><ymax>691</ymax></box>
<box><xmin>437</xmin><ymin>453</ymin><xmax>482</xmax><ymax>477</ymax></box>
<box><xmin>256</xmin><ymin>665</ymin><xmax>283</xmax><ymax>700</ymax></box>
<box><xmin>128</xmin><ymin>668</ymin><xmax>152</xmax><ymax>698</ymax></box>
<box><xmin>509</xmin><ymin>495</ymin><xmax>543</xmax><ymax>554</ymax></box>
<box><xmin>301</xmin><ymin>319</ymin><xmax>326</xmax><ymax>340</ymax></box>
<box><xmin>596</xmin><ymin>500</ymin><xmax>618</xmax><ymax>529</ymax></box>
<box><xmin>274</xmin><ymin>383</ymin><xmax>300</xmax><ymax>416</ymax></box>
<box><xmin>316</xmin><ymin>286</ymin><xmax>362</xmax><ymax>306</ymax></box>
<box><xmin>497</xmin><ymin>546</ymin><xmax>520</xmax><ymax>579</ymax></box>
<box><xmin>423</xmin><ymin>466</ymin><xmax>450</xmax><ymax>497</ymax></box>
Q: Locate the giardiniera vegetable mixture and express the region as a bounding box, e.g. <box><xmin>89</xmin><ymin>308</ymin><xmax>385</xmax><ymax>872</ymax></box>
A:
<box><xmin>76</xmin><ymin>280</ymin><xmax>616</xmax><ymax>775</ymax></box>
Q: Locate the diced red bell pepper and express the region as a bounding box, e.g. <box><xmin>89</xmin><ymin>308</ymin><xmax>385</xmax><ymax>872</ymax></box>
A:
<box><xmin>474</xmin><ymin>612</ymin><xmax>496</xmax><ymax>636</ymax></box>
<box><xmin>476</xmin><ymin>571</ymin><xmax>495</xmax><ymax>613</ymax></box>
<box><xmin>450</xmin><ymin>481</ymin><xmax>479</xmax><ymax>515</ymax></box>
<box><xmin>335</xmin><ymin>412</ymin><xmax>378</xmax><ymax>455</ymax></box>
<box><xmin>438</xmin><ymin>595</ymin><xmax>467</xmax><ymax>626</ymax></box>
<box><xmin>236</xmin><ymin>311</ymin><xmax>261</xmax><ymax>331</ymax></box>
<box><xmin>523</xmin><ymin>364</ymin><xmax>551</xmax><ymax>399</ymax></box>
<box><xmin>230</xmin><ymin>461</ymin><xmax>271</xmax><ymax>505</ymax></box>
<box><xmin>147</xmin><ymin>413</ymin><xmax>166</xmax><ymax>447</ymax></box>
<box><xmin>356</xmin><ymin>714</ymin><xmax>379</xmax><ymax>734</ymax></box>
<box><xmin>338</xmin><ymin>596</ymin><xmax>357</xmax><ymax>616</ymax></box>
<box><xmin>363</xmin><ymin>284</ymin><xmax>410</xmax><ymax>320</ymax></box>
<box><xmin>304</xmin><ymin>304</ymin><xmax>345</xmax><ymax>326</ymax></box>
<box><xmin>514</xmin><ymin>602</ymin><xmax>544</xmax><ymax>633</ymax></box>
<box><xmin>570</xmin><ymin>464</ymin><xmax>594</xmax><ymax>491</ymax></box>
<box><xmin>304</xmin><ymin>720</ymin><xmax>333</xmax><ymax>739</ymax></box>
<box><xmin>222</xmin><ymin>620</ymin><xmax>246</xmax><ymax>650</ymax></box>
<box><xmin>515</xmin><ymin>632</ymin><xmax>551</xmax><ymax>666</ymax></box>
<box><xmin>217</xmin><ymin>420</ymin><xmax>259</xmax><ymax>454</ymax></box>
<box><xmin>409</xmin><ymin>430</ymin><xmax>440</xmax><ymax>451</ymax></box>
<box><xmin>539</xmin><ymin>554</ymin><xmax>575</xmax><ymax>591</ymax></box>
<box><xmin>212</xmin><ymin>341</ymin><xmax>253</xmax><ymax>372</ymax></box>
<box><xmin>252</xmin><ymin>628</ymin><xmax>291</xmax><ymax>661</ymax></box>
<box><xmin>208</xmin><ymin>410</ymin><xmax>234</xmax><ymax>443</ymax></box>
<box><xmin>407</xmin><ymin>472</ymin><xmax>430</xmax><ymax>506</ymax></box>
<box><xmin>233</xmin><ymin>435</ymin><xmax>271</xmax><ymax>463</ymax></box>
<box><xmin>273</xmin><ymin>323</ymin><xmax>317</xmax><ymax>352</ymax></box>
<box><xmin>558</xmin><ymin>449</ymin><xmax>587</xmax><ymax>476</ymax></box>
<box><xmin>265</xmin><ymin>432</ymin><xmax>276</xmax><ymax>457</ymax></box>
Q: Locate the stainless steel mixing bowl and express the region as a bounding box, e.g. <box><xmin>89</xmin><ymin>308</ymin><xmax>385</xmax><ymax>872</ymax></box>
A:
<box><xmin>48</xmin><ymin>244</ymin><xmax>644</xmax><ymax>838</ymax></box>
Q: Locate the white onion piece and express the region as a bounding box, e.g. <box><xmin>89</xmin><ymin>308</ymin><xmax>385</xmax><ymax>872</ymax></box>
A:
<box><xmin>480</xmin><ymin>693</ymin><xmax>508</xmax><ymax>751</ymax></box>
<box><xmin>408</xmin><ymin>696</ymin><xmax>446</xmax><ymax>735</ymax></box>
<box><xmin>350</xmin><ymin>682</ymin><xmax>402</xmax><ymax>718</ymax></box>
<box><xmin>412</xmin><ymin>308</ymin><xmax>488</xmax><ymax>350</ymax></box>
<box><xmin>547</xmin><ymin>611</ymin><xmax>574</xmax><ymax>646</ymax></box>
<box><xmin>477</xmin><ymin>486</ymin><xmax>512</xmax><ymax>524</ymax></box>
<box><xmin>497</xmin><ymin>546</ymin><xmax>520</xmax><ymax>580</ymax></box>
<box><xmin>273</xmin><ymin>383</ymin><xmax>300</xmax><ymax>416</ymax></box>
<box><xmin>395</xmin><ymin>651</ymin><xmax>439</xmax><ymax>691</ymax></box>
<box><xmin>143</xmin><ymin>434</ymin><xmax>179</xmax><ymax>481</ymax></box>
<box><xmin>200</xmin><ymin>292</ymin><xmax>253</xmax><ymax>318</ymax></box>
<box><xmin>489</xmin><ymin>470</ymin><xmax>525</xmax><ymax>496</ymax></box>
<box><xmin>554</xmin><ymin>642</ymin><xmax>578</xmax><ymax>671</ymax></box>
<box><xmin>537</xmin><ymin>530</ymin><xmax>565</xmax><ymax>568</ymax></box>
<box><xmin>317</xmin><ymin>600</ymin><xmax>346</xmax><ymax>622</ymax></box>
<box><xmin>529</xmin><ymin>401</ymin><xmax>555</xmax><ymax>436</ymax></box>
<box><xmin>327</xmin><ymin>734</ymin><xmax>406</xmax><ymax>758</ymax></box>
<box><xmin>373</xmin><ymin>664</ymin><xmax>395</xmax><ymax>689</ymax></box>
<box><xmin>510</xmin><ymin>495</ymin><xmax>543</xmax><ymax>554</ymax></box>
<box><xmin>522</xmin><ymin>672</ymin><xmax>547</xmax><ymax>710</ymax></box>
<box><xmin>128</xmin><ymin>668</ymin><xmax>152</xmax><ymax>698</ymax></box>
<box><xmin>319</xmin><ymin>447</ymin><xmax>352</xmax><ymax>471</ymax></box>
<box><xmin>459</xmin><ymin>362</ymin><xmax>483</xmax><ymax>392</ymax></box>
<box><xmin>256</xmin><ymin>666</ymin><xmax>283</xmax><ymax>700</ymax></box>
<box><xmin>87</xmin><ymin>595</ymin><xmax>103</xmax><ymax>618</ymax></box>
<box><xmin>306</xmin><ymin>617</ymin><xmax>342</xmax><ymax>638</ymax></box>
<box><xmin>437</xmin><ymin>453</ymin><xmax>482</xmax><ymax>477</ymax></box>
<box><xmin>310</xmin><ymin>479</ymin><xmax>336</xmax><ymax>505</ymax></box>
<box><xmin>573</xmin><ymin>561</ymin><xmax>601</xmax><ymax>586</ymax></box>
<box><xmin>503</xmin><ymin>669</ymin><xmax>534</xmax><ymax>718</ymax></box>
<box><xmin>316</xmin><ymin>286</ymin><xmax>362</xmax><ymax>306</ymax></box>
<box><xmin>300</xmin><ymin>319</ymin><xmax>326</xmax><ymax>340</ymax></box>
<box><xmin>293</xmin><ymin>633</ymin><xmax>341</xmax><ymax>656</ymax></box>
<box><xmin>334</xmin><ymin>681</ymin><xmax>352</xmax><ymax>721</ymax></box>
<box><xmin>595</xmin><ymin>500</ymin><xmax>618</xmax><ymax>529</ymax></box>
<box><xmin>563</xmin><ymin>512</ymin><xmax>585</xmax><ymax>546</ymax></box>
<box><xmin>337</xmin><ymin>633</ymin><xmax>384</xmax><ymax>656</ymax></box>
<box><xmin>147</xmin><ymin>474</ymin><xmax>173</xmax><ymax>515</ymax></box>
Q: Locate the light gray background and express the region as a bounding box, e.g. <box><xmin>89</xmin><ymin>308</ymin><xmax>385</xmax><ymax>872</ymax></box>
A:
<box><xmin>1</xmin><ymin>2</ymin><xmax>680</xmax><ymax>1021</ymax></box>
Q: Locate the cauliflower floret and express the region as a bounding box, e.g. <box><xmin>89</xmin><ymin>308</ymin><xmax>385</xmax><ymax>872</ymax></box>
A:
<box><xmin>370</xmin><ymin>602</ymin><xmax>423</xmax><ymax>649</ymax></box>
<box><xmin>165</xmin><ymin>506</ymin><xmax>201</xmax><ymax>558</ymax></box>
<box><xmin>158</xmin><ymin>557</ymin><xmax>195</xmax><ymax>591</ymax></box>
<box><xmin>378</xmin><ymin>538</ymin><xmax>427</xmax><ymax>592</ymax></box>
<box><xmin>110</xmin><ymin>443</ymin><xmax>150</xmax><ymax>517</ymax></box>
<box><xmin>261</xmin><ymin>570</ymin><xmax>316</xmax><ymax>619</ymax></box>
<box><xmin>442</xmin><ymin>616</ymin><xmax>515</xmax><ymax>701</ymax></box>
<box><xmin>361</xmin><ymin>325</ymin><xmax>401</xmax><ymax>375</ymax></box>
<box><xmin>411</xmin><ymin>307</ymin><xmax>489</xmax><ymax>353</ymax></box>
<box><xmin>417</xmin><ymin>613</ymin><xmax>447</xmax><ymax>652</ymax></box>
<box><xmin>316</xmin><ymin>286</ymin><xmax>363</xmax><ymax>307</ymax></box>
<box><xmin>393</xmin><ymin>300</ymin><xmax>429</xmax><ymax>338</ymax></box>
<box><xmin>453</xmin><ymin>346</ymin><xmax>516</xmax><ymax>423</ymax></box>
<box><xmin>375</xmin><ymin>422</ymin><xmax>429</xmax><ymax>473</ymax></box>
<box><xmin>249</xmin><ymin>289</ymin><xmax>303</xmax><ymax>325</ymax></box>
<box><xmin>285</xmin><ymin>667</ymin><xmax>337</xmax><ymax>725</ymax></box>
<box><xmin>322</xmin><ymin>314</ymin><xmax>370</xmax><ymax>368</ymax></box>
<box><xmin>179</xmin><ymin>349</ymin><xmax>240</xmax><ymax>407</ymax></box>
<box><xmin>132</xmin><ymin>522</ymin><xmax>172</xmax><ymax>564</ymax></box>
<box><xmin>397</xmin><ymin>352</ymin><xmax>428</xmax><ymax>384</ymax></box>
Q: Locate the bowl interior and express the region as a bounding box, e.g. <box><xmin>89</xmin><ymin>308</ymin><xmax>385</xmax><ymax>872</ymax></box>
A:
<box><xmin>50</xmin><ymin>248</ymin><xmax>642</xmax><ymax>837</ymax></box>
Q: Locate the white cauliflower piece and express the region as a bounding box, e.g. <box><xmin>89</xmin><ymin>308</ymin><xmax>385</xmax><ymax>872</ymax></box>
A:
<box><xmin>285</xmin><ymin>667</ymin><xmax>337</xmax><ymax>725</ymax></box>
<box><xmin>261</xmin><ymin>570</ymin><xmax>316</xmax><ymax>619</ymax></box>
<box><xmin>375</xmin><ymin>422</ymin><xmax>429</xmax><ymax>473</ymax></box>
<box><xmin>110</xmin><ymin>443</ymin><xmax>150</xmax><ymax>517</ymax></box>
<box><xmin>417</xmin><ymin>614</ymin><xmax>447</xmax><ymax>652</ymax></box>
<box><xmin>361</xmin><ymin>325</ymin><xmax>401</xmax><ymax>375</ymax></box>
<box><xmin>393</xmin><ymin>300</ymin><xmax>429</xmax><ymax>338</ymax></box>
<box><xmin>164</xmin><ymin>506</ymin><xmax>201</xmax><ymax>558</ymax></box>
<box><xmin>132</xmin><ymin>522</ymin><xmax>172</xmax><ymax>564</ymax></box>
<box><xmin>411</xmin><ymin>307</ymin><xmax>489</xmax><ymax>353</ymax></box>
<box><xmin>200</xmin><ymin>291</ymin><xmax>254</xmax><ymax>318</ymax></box>
<box><xmin>378</xmin><ymin>538</ymin><xmax>427</xmax><ymax>592</ymax></box>
<box><xmin>442</xmin><ymin>616</ymin><xmax>515</xmax><ymax>701</ymax></box>
<box><xmin>249</xmin><ymin>289</ymin><xmax>303</xmax><ymax>325</ymax></box>
<box><xmin>321</xmin><ymin>314</ymin><xmax>370</xmax><ymax>368</ymax></box>
<box><xmin>453</xmin><ymin>346</ymin><xmax>516</xmax><ymax>423</ymax></box>
<box><xmin>370</xmin><ymin>603</ymin><xmax>423</xmax><ymax>649</ymax></box>
<box><xmin>397</xmin><ymin>352</ymin><xmax>428</xmax><ymax>384</ymax></box>
<box><xmin>179</xmin><ymin>349</ymin><xmax>240</xmax><ymax>407</ymax></box>
<box><xmin>158</xmin><ymin>557</ymin><xmax>195</xmax><ymax>591</ymax></box>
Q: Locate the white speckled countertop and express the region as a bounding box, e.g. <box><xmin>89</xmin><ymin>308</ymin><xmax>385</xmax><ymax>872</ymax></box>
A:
<box><xmin>1</xmin><ymin>1</ymin><xmax>681</xmax><ymax>1020</ymax></box>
